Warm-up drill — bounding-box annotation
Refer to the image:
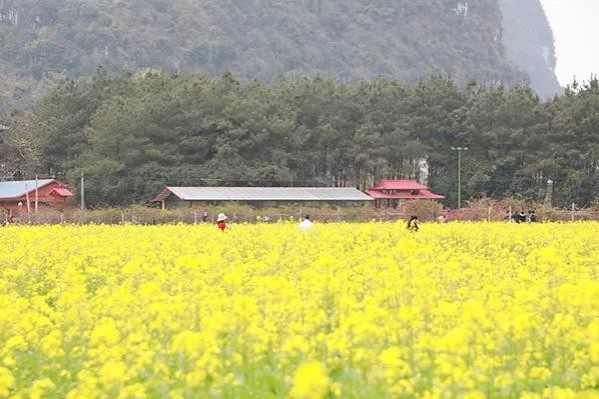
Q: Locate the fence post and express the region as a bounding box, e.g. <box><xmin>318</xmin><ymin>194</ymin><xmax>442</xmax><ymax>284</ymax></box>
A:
<box><xmin>194</xmin><ymin>209</ymin><xmax>198</xmax><ymax>225</ymax></box>
<box><xmin>488</xmin><ymin>206</ymin><xmax>492</xmax><ymax>222</ymax></box>
<box><xmin>571</xmin><ymin>203</ymin><xmax>575</xmax><ymax>222</ymax></box>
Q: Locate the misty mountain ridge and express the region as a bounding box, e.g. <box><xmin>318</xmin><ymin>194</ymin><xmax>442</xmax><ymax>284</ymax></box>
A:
<box><xmin>0</xmin><ymin>0</ymin><xmax>561</xmax><ymax>110</ymax></box>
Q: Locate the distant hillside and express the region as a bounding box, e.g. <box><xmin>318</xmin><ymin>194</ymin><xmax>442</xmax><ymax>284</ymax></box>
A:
<box><xmin>0</xmin><ymin>0</ymin><xmax>554</xmax><ymax>110</ymax></box>
<box><xmin>499</xmin><ymin>0</ymin><xmax>562</xmax><ymax>97</ymax></box>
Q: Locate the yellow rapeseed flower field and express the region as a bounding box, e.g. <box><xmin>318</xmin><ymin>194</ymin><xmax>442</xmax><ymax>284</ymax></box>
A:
<box><xmin>0</xmin><ymin>223</ymin><xmax>598</xmax><ymax>399</ymax></box>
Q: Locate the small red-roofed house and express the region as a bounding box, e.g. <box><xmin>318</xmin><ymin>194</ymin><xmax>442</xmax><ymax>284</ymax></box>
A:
<box><xmin>366</xmin><ymin>180</ymin><xmax>445</xmax><ymax>208</ymax></box>
<box><xmin>0</xmin><ymin>179</ymin><xmax>74</xmax><ymax>219</ymax></box>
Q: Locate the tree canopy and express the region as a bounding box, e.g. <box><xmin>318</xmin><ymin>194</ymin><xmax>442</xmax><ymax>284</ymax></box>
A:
<box><xmin>2</xmin><ymin>70</ymin><xmax>598</xmax><ymax>208</ymax></box>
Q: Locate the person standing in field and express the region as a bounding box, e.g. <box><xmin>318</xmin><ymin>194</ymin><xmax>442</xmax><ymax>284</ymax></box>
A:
<box><xmin>299</xmin><ymin>215</ymin><xmax>314</xmax><ymax>232</ymax></box>
<box><xmin>528</xmin><ymin>210</ymin><xmax>538</xmax><ymax>223</ymax></box>
<box><xmin>407</xmin><ymin>215</ymin><xmax>419</xmax><ymax>232</ymax></box>
<box><xmin>217</xmin><ymin>213</ymin><xmax>228</xmax><ymax>231</ymax></box>
<box><xmin>517</xmin><ymin>211</ymin><xmax>527</xmax><ymax>224</ymax></box>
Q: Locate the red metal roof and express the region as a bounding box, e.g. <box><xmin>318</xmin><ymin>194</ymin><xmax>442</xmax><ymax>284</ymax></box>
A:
<box><xmin>366</xmin><ymin>189</ymin><xmax>445</xmax><ymax>200</ymax></box>
<box><xmin>50</xmin><ymin>187</ymin><xmax>74</xmax><ymax>197</ymax></box>
<box><xmin>372</xmin><ymin>180</ymin><xmax>429</xmax><ymax>190</ymax></box>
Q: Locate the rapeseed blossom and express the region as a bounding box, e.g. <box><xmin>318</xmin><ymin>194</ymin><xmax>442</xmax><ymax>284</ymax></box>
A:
<box><xmin>0</xmin><ymin>223</ymin><xmax>597</xmax><ymax>398</ymax></box>
<box><xmin>289</xmin><ymin>361</ymin><xmax>330</xmax><ymax>399</ymax></box>
<box><xmin>0</xmin><ymin>367</ymin><xmax>14</xmax><ymax>397</ymax></box>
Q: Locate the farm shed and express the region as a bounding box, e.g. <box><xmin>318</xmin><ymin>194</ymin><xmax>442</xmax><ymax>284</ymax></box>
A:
<box><xmin>367</xmin><ymin>180</ymin><xmax>445</xmax><ymax>208</ymax></box>
<box><xmin>0</xmin><ymin>179</ymin><xmax>74</xmax><ymax>218</ymax></box>
<box><xmin>152</xmin><ymin>186</ymin><xmax>373</xmax><ymax>209</ymax></box>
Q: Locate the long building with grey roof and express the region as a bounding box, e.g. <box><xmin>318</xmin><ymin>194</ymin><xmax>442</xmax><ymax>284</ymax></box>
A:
<box><xmin>152</xmin><ymin>186</ymin><xmax>373</xmax><ymax>209</ymax></box>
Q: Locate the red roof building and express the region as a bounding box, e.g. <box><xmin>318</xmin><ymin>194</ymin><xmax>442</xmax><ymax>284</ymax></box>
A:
<box><xmin>0</xmin><ymin>179</ymin><xmax>73</xmax><ymax>219</ymax></box>
<box><xmin>367</xmin><ymin>180</ymin><xmax>445</xmax><ymax>207</ymax></box>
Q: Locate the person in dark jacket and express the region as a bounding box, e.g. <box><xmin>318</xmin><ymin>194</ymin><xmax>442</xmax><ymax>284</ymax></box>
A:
<box><xmin>528</xmin><ymin>210</ymin><xmax>538</xmax><ymax>223</ymax></box>
<box><xmin>407</xmin><ymin>215</ymin><xmax>419</xmax><ymax>232</ymax></box>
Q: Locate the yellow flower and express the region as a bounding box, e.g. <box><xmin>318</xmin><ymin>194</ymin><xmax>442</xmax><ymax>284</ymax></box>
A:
<box><xmin>288</xmin><ymin>361</ymin><xmax>330</xmax><ymax>399</ymax></box>
<box><xmin>0</xmin><ymin>367</ymin><xmax>15</xmax><ymax>398</ymax></box>
<box><xmin>521</xmin><ymin>393</ymin><xmax>542</xmax><ymax>399</ymax></box>
<box><xmin>117</xmin><ymin>383</ymin><xmax>146</xmax><ymax>399</ymax></box>
<box><xmin>463</xmin><ymin>391</ymin><xmax>486</xmax><ymax>399</ymax></box>
<box><xmin>29</xmin><ymin>378</ymin><xmax>55</xmax><ymax>399</ymax></box>
<box><xmin>5</xmin><ymin>336</ymin><xmax>27</xmax><ymax>352</ymax></box>
<box><xmin>0</xmin><ymin>223</ymin><xmax>597</xmax><ymax>397</ymax></box>
<box><xmin>98</xmin><ymin>361</ymin><xmax>129</xmax><ymax>388</ymax></box>
<box><xmin>581</xmin><ymin>366</ymin><xmax>599</xmax><ymax>389</ymax></box>
<box><xmin>90</xmin><ymin>318</ymin><xmax>120</xmax><ymax>346</ymax></box>
<box><xmin>530</xmin><ymin>366</ymin><xmax>552</xmax><ymax>381</ymax></box>
<box><xmin>330</xmin><ymin>382</ymin><xmax>342</xmax><ymax>397</ymax></box>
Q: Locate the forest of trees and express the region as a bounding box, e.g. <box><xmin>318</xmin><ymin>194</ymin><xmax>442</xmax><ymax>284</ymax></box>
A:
<box><xmin>1</xmin><ymin>0</ymin><xmax>550</xmax><ymax>111</ymax></box>
<box><xmin>1</xmin><ymin>70</ymin><xmax>598</xmax><ymax>208</ymax></box>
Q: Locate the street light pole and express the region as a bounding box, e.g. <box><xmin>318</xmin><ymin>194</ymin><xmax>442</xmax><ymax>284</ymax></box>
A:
<box><xmin>451</xmin><ymin>146</ymin><xmax>468</xmax><ymax>208</ymax></box>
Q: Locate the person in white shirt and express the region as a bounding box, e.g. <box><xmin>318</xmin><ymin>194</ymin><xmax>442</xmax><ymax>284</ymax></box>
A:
<box><xmin>298</xmin><ymin>215</ymin><xmax>314</xmax><ymax>232</ymax></box>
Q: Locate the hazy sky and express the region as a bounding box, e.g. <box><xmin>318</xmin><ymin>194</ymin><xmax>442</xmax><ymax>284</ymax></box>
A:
<box><xmin>539</xmin><ymin>0</ymin><xmax>599</xmax><ymax>86</ymax></box>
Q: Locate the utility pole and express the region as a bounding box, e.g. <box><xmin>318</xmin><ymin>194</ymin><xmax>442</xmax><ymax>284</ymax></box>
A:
<box><xmin>451</xmin><ymin>147</ymin><xmax>468</xmax><ymax>208</ymax></box>
<box><xmin>25</xmin><ymin>183</ymin><xmax>31</xmax><ymax>224</ymax></box>
<box><xmin>35</xmin><ymin>175</ymin><xmax>39</xmax><ymax>214</ymax></box>
<box><xmin>0</xmin><ymin>124</ymin><xmax>9</xmax><ymax>182</ymax></box>
<box><xmin>544</xmin><ymin>179</ymin><xmax>554</xmax><ymax>206</ymax></box>
<box><xmin>80</xmin><ymin>171</ymin><xmax>85</xmax><ymax>211</ymax></box>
